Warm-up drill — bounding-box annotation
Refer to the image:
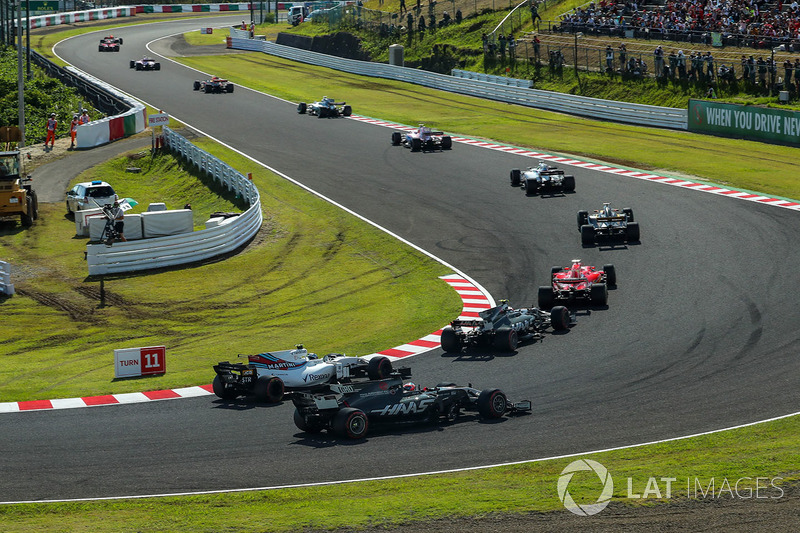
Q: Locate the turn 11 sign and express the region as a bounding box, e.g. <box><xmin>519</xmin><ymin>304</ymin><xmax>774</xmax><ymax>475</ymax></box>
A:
<box><xmin>114</xmin><ymin>346</ymin><xmax>166</xmax><ymax>378</ymax></box>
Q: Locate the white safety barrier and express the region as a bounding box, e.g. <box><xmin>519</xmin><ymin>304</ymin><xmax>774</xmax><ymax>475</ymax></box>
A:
<box><xmin>229</xmin><ymin>37</ymin><xmax>688</xmax><ymax>130</ymax></box>
<box><xmin>86</xmin><ymin>127</ymin><xmax>262</xmax><ymax>276</ymax></box>
<box><xmin>61</xmin><ymin>67</ymin><xmax>147</xmax><ymax>149</ymax></box>
<box><xmin>25</xmin><ymin>7</ymin><xmax>135</xmax><ymax>29</ymax></box>
<box><xmin>0</xmin><ymin>261</ymin><xmax>13</xmax><ymax>296</ymax></box>
<box><xmin>452</xmin><ymin>69</ymin><xmax>533</xmax><ymax>88</ymax></box>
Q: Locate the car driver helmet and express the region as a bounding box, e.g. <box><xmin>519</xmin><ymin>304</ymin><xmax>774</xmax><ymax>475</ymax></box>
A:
<box><xmin>403</xmin><ymin>382</ymin><xmax>416</xmax><ymax>392</ymax></box>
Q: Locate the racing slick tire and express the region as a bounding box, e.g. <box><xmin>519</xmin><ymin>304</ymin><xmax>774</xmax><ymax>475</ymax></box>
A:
<box><xmin>129</xmin><ymin>61</ymin><xmax>135</xmax><ymax>68</ymax></box>
<box><xmin>563</xmin><ymin>174</ymin><xmax>576</xmax><ymax>192</ymax></box>
<box><xmin>154</xmin><ymin>63</ymin><xmax>161</xmax><ymax>71</ymax></box>
<box><xmin>367</xmin><ymin>356</ymin><xmax>393</xmax><ymax>380</ymax></box>
<box><xmin>551</xmin><ymin>266</ymin><xmax>563</xmax><ymax>275</ymax></box>
<box><xmin>318</xmin><ymin>107</ymin><xmax>328</xmax><ymax>118</ymax></box>
<box><xmin>580</xmin><ymin>224</ymin><xmax>595</xmax><ymax>246</ymax></box>
<box><xmin>193</xmin><ymin>81</ymin><xmax>200</xmax><ymax>91</ymax></box>
<box><xmin>622</xmin><ymin>207</ymin><xmax>634</xmax><ymax>222</ymax></box>
<box><xmin>254</xmin><ymin>375</ymin><xmax>285</xmax><ymax>403</ymax></box>
<box><xmin>577</xmin><ymin>210</ymin><xmax>589</xmax><ymax>230</ymax></box>
<box><xmin>441</xmin><ymin>136</ymin><xmax>452</xmax><ymax>150</ymax></box>
<box><xmin>391</xmin><ymin>131</ymin><xmax>402</xmax><ymax>145</ymax></box>
<box><xmin>493</xmin><ymin>327</ymin><xmax>518</xmax><ymax>351</ymax></box>
<box><xmin>227</xmin><ymin>84</ymin><xmax>234</xmax><ymax>93</ymax></box>
<box><xmin>136</xmin><ymin>63</ymin><xmax>142</xmax><ymax>71</ymax></box>
<box><xmin>590</xmin><ymin>283</ymin><xmax>608</xmax><ymax>306</ymax></box>
<box><xmin>477</xmin><ymin>389</ymin><xmax>508</xmax><ymax>419</ymax></box>
<box><xmin>204</xmin><ymin>84</ymin><xmax>212</xmax><ymax>93</ymax></box>
<box><xmin>550</xmin><ymin>305</ymin><xmax>570</xmax><ymax>331</ymax></box>
<box><xmin>538</xmin><ymin>286</ymin><xmax>555</xmax><ymax>310</ymax></box>
<box><xmin>118</xmin><ymin>38</ymin><xmax>123</xmax><ymax>45</ymax></box>
<box><xmin>440</xmin><ymin>327</ymin><xmax>462</xmax><ymax>353</ymax></box>
<box><xmin>297</xmin><ymin>102</ymin><xmax>307</xmax><ymax>114</ymax></box>
<box><xmin>410</xmin><ymin>137</ymin><xmax>422</xmax><ymax>152</ymax></box>
<box><xmin>603</xmin><ymin>264</ymin><xmax>616</xmax><ymax>286</ymax></box>
<box><xmin>524</xmin><ymin>178</ymin><xmax>538</xmax><ymax>196</ymax></box>
<box><xmin>510</xmin><ymin>168</ymin><xmax>521</xmax><ymax>186</ymax></box>
<box><xmin>333</xmin><ymin>408</ymin><xmax>369</xmax><ymax>439</ymax></box>
<box><xmin>293</xmin><ymin>409</ymin><xmax>324</xmax><ymax>434</ymax></box>
<box><xmin>626</xmin><ymin>222</ymin><xmax>640</xmax><ymax>242</ymax></box>
<box><xmin>98</xmin><ymin>46</ymin><xmax>103</xmax><ymax>52</ymax></box>
<box><xmin>212</xmin><ymin>375</ymin><xmax>239</xmax><ymax>400</ymax></box>
<box><xmin>342</xmin><ymin>105</ymin><xmax>352</xmax><ymax>116</ymax></box>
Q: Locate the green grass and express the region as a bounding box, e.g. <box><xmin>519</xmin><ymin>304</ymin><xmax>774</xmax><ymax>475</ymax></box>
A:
<box><xmin>175</xmin><ymin>52</ymin><xmax>800</xmax><ymax>202</ymax></box>
<box><xmin>6</xmin><ymin>17</ymin><xmax>799</xmax><ymax>533</ymax></box>
<box><xmin>0</xmin><ymin>142</ymin><xmax>460</xmax><ymax>401</ymax></box>
<box><xmin>2</xmin><ymin>413</ymin><xmax>799</xmax><ymax>531</ymax></box>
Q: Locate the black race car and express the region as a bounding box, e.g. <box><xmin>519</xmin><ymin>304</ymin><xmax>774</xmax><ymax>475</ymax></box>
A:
<box><xmin>440</xmin><ymin>300</ymin><xmax>570</xmax><ymax>353</ymax></box>
<box><xmin>292</xmin><ymin>368</ymin><xmax>531</xmax><ymax>439</ymax></box>
<box><xmin>130</xmin><ymin>57</ymin><xmax>160</xmax><ymax>71</ymax></box>
<box><xmin>193</xmin><ymin>76</ymin><xmax>234</xmax><ymax>93</ymax></box>
<box><xmin>577</xmin><ymin>202</ymin><xmax>640</xmax><ymax>245</ymax></box>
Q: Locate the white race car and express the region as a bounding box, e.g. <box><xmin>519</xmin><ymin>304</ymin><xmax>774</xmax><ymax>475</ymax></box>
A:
<box><xmin>510</xmin><ymin>162</ymin><xmax>575</xmax><ymax>196</ymax></box>
<box><xmin>212</xmin><ymin>345</ymin><xmax>392</xmax><ymax>403</ymax></box>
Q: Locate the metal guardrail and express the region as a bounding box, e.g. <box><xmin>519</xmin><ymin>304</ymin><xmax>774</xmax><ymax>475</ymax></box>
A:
<box><xmin>0</xmin><ymin>261</ymin><xmax>13</xmax><ymax>296</ymax></box>
<box><xmin>29</xmin><ymin>50</ymin><xmax>131</xmax><ymax>116</ymax></box>
<box><xmin>452</xmin><ymin>68</ymin><xmax>532</xmax><ymax>87</ymax></box>
<box><xmin>86</xmin><ymin>127</ymin><xmax>262</xmax><ymax>276</ymax></box>
<box><xmin>230</xmin><ymin>37</ymin><xmax>688</xmax><ymax>130</ymax></box>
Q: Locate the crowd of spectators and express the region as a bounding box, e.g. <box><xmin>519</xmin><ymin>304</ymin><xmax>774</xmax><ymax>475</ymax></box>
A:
<box><xmin>557</xmin><ymin>0</ymin><xmax>800</xmax><ymax>50</ymax></box>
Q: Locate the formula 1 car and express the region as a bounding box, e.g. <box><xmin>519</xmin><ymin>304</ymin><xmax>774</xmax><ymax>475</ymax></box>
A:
<box><xmin>296</xmin><ymin>97</ymin><xmax>351</xmax><ymax>118</ymax></box>
<box><xmin>538</xmin><ymin>259</ymin><xmax>616</xmax><ymax>308</ymax></box>
<box><xmin>440</xmin><ymin>300</ymin><xmax>570</xmax><ymax>353</ymax></box>
<box><xmin>291</xmin><ymin>367</ymin><xmax>531</xmax><ymax>439</ymax></box>
<box><xmin>129</xmin><ymin>57</ymin><xmax>160</xmax><ymax>71</ymax></box>
<box><xmin>577</xmin><ymin>203</ymin><xmax>640</xmax><ymax>245</ymax></box>
<box><xmin>212</xmin><ymin>345</ymin><xmax>393</xmax><ymax>403</ymax></box>
<box><xmin>98</xmin><ymin>36</ymin><xmax>121</xmax><ymax>52</ymax></box>
<box><xmin>193</xmin><ymin>76</ymin><xmax>234</xmax><ymax>93</ymax></box>
<box><xmin>391</xmin><ymin>124</ymin><xmax>452</xmax><ymax>152</ymax></box>
<box><xmin>510</xmin><ymin>162</ymin><xmax>575</xmax><ymax>195</ymax></box>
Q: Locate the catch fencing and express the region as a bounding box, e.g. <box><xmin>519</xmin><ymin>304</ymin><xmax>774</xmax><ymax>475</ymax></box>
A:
<box><xmin>86</xmin><ymin>127</ymin><xmax>262</xmax><ymax>276</ymax></box>
<box><xmin>230</xmin><ymin>36</ymin><xmax>688</xmax><ymax>129</ymax></box>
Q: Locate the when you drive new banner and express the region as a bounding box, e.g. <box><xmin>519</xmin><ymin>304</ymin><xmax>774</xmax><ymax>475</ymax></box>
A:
<box><xmin>689</xmin><ymin>99</ymin><xmax>800</xmax><ymax>145</ymax></box>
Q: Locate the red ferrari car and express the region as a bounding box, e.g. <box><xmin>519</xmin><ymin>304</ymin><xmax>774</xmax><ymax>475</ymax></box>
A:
<box><xmin>538</xmin><ymin>259</ymin><xmax>616</xmax><ymax>308</ymax></box>
<box><xmin>98</xmin><ymin>35</ymin><xmax>122</xmax><ymax>52</ymax></box>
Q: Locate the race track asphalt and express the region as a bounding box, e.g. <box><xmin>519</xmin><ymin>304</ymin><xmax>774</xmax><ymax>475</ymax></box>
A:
<box><xmin>2</xmin><ymin>16</ymin><xmax>800</xmax><ymax>502</ymax></box>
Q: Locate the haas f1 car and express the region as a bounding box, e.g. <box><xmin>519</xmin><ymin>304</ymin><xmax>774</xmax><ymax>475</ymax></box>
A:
<box><xmin>538</xmin><ymin>259</ymin><xmax>616</xmax><ymax>308</ymax></box>
<box><xmin>578</xmin><ymin>203</ymin><xmax>640</xmax><ymax>245</ymax></box>
<box><xmin>292</xmin><ymin>368</ymin><xmax>531</xmax><ymax>439</ymax></box>
<box><xmin>510</xmin><ymin>162</ymin><xmax>575</xmax><ymax>195</ymax></box>
<box><xmin>212</xmin><ymin>345</ymin><xmax>392</xmax><ymax>403</ymax></box>
<box><xmin>193</xmin><ymin>76</ymin><xmax>234</xmax><ymax>93</ymax></box>
<box><xmin>391</xmin><ymin>124</ymin><xmax>452</xmax><ymax>152</ymax></box>
<box><xmin>297</xmin><ymin>97</ymin><xmax>351</xmax><ymax>118</ymax></box>
<box><xmin>440</xmin><ymin>300</ymin><xmax>570</xmax><ymax>353</ymax></box>
<box><xmin>130</xmin><ymin>57</ymin><xmax>160</xmax><ymax>71</ymax></box>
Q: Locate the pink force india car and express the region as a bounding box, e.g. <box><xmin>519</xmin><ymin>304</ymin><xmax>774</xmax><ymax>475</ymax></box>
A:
<box><xmin>538</xmin><ymin>259</ymin><xmax>616</xmax><ymax>308</ymax></box>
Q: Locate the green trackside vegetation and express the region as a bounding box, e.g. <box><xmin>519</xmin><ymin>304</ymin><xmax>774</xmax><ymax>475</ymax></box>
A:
<box><xmin>0</xmin><ymin>140</ymin><xmax>460</xmax><ymax>400</ymax></box>
<box><xmin>2</xmin><ymin>413</ymin><xmax>799</xmax><ymax>531</ymax></box>
<box><xmin>7</xmin><ymin>18</ymin><xmax>797</xmax><ymax>532</ymax></box>
<box><xmin>175</xmin><ymin>52</ymin><xmax>800</xmax><ymax>201</ymax></box>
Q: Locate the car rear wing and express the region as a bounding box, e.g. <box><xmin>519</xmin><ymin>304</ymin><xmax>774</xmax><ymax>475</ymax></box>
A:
<box><xmin>213</xmin><ymin>361</ymin><xmax>250</xmax><ymax>374</ymax></box>
<box><xmin>450</xmin><ymin>319</ymin><xmax>483</xmax><ymax>328</ymax></box>
<box><xmin>595</xmin><ymin>216</ymin><xmax>625</xmax><ymax>222</ymax></box>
